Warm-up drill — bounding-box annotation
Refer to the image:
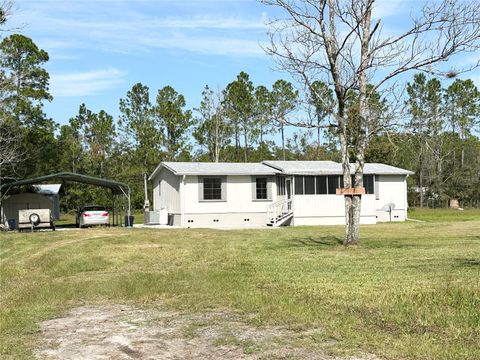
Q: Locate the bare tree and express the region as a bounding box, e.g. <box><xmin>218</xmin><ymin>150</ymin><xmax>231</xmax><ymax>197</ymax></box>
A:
<box><xmin>194</xmin><ymin>85</ymin><xmax>231</xmax><ymax>162</ymax></box>
<box><xmin>0</xmin><ymin>116</ymin><xmax>23</xmax><ymax>179</ymax></box>
<box><xmin>262</xmin><ymin>0</ymin><xmax>480</xmax><ymax>245</ymax></box>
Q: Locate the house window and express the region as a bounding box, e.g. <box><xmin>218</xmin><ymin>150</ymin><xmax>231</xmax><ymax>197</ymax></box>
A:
<box><xmin>305</xmin><ymin>176</ymin><xmax>315</xmax><ymax>194</ymax></box>
<box><xmin>203</xmin><ymin>177</ymin><xmax>222</xmax><ymax>200</ymax></box>
<box><xmin>327</xmin><ymin>175</ymin><xmax>338</xmax><ymax>194</ymax></box>
<box><xmin>316</xmin><ymin>176</ymin><xmax>327</xmax><ymax>194</ymax></box>
<box><xmin>294</xmin><ymin>176</ymin><xmax>304</xmax><ymax>195</ymax></box>
<box><xmin>256</xmin><ymin>177</ymin><xmax>268</xmax><ymax>199</ymax></box>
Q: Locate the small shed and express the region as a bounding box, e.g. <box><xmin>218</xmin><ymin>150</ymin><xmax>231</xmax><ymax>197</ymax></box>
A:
<box><xmin>34</xmin><ymin>184</ymin><xmax>62</xmax><ymax>220</ymax></box>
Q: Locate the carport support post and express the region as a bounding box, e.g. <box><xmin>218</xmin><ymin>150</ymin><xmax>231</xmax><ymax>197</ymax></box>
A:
<box><xmin>112</xmin><ymin>192</ymin><xmax>115</xmax><ymax>226</ymax></box>
<box><xmin>128</xmin><ymin>188</ymin><xmax>131</xmax><ymax>218</ymax></box>
<box><xmin>118</xmin><ymin>186</ymin><xmax>131</xmax><ymax>227</ymax></box>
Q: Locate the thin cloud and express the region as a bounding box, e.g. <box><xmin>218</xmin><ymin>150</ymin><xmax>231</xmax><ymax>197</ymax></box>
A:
<box><xmin>12</xmin><ymin>1</ymin><xmax>267</xmax><ymax>58</ymax></box>
<box><xmin>50</xmin><ymin>68</ymin><xmax>126</xmax><ymax>97</ymax></box>
<box><xmin>139</xmin><ymin>33</ymin><xmax>265</xmax><ymax>57</ymax></box>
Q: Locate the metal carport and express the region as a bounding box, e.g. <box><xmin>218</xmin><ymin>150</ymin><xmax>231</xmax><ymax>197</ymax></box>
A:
<box><xmin>0</xmin><ymin>172</ymin><xmax>131</xmax><ymax>227</ymax></box>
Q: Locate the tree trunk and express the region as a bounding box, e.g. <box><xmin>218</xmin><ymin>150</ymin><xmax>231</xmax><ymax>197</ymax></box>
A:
<box><xmin>345</xmin><ymin>195</ymin><xmax>361</xmax><ymax>245</ymax></box>
<box><xmin>235</xmin><ymin>123</ymin><xmax>240</xmax><ymax>160</ymax></box>
<box><xmin>214</xmin><ymin>119</ymin><xmax>219</xmax><ymax>162</ymax></box>
<box><xmin>260</xmin><ymin>123</ymin><xmax>264</xmax><ymax>160</ymax></box>
<box><xmin>243</xmin><ymin>125</ymin><xmax>248</xmax><ymax>162</ymax></box>
<box><xmin>419</xmin><ymin>161</ymin><xmax>424</xmax><ymax>208</ymax></box>
<box><xmin>339</xmin><ymin>119</ymin><xmax>354</xmax><ymax>245</ymax></box>
<box><xmin>343</xmin><ymin>0</ymin><xmax>371</xmax><ymax>246</ymax></box>
<box><xmin>281</xmin><ymin>121</ymin><xmax>285</xmax><ymax>160</ymax></box>
<box><xmin>317</xmin><ymin>125</ymin><xmax>321</xmax><ymax>159</ymax></box>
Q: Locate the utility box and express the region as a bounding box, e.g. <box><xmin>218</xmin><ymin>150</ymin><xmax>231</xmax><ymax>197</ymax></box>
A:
<box><xmin>18</xmin><ymin>209</ymin><xmax>55</xmax><ymax>231</ymax></box>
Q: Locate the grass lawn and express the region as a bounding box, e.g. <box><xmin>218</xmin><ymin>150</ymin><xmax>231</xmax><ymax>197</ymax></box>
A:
<box><xmin>1</xmin><ymin>209</ymin><xmax>479</xmax><ymax>359</ymax></box>
<box><xmin>408</xmin><ymin>207</ymin><xmax>480</xmax><ymax>222</ymax></box>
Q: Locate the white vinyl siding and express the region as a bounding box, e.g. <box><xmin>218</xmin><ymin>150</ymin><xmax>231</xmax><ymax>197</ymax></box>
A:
<box><xmin>154</xmin><ymin>167</ymin><xmax>181</xmax><ymax>213</ymax></box>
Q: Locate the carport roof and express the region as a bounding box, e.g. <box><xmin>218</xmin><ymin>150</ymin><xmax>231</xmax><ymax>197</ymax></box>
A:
<box><xmin>0</xmin><ymin>172</ymin><xmax>130</xmax><ymax>196</ymax></box>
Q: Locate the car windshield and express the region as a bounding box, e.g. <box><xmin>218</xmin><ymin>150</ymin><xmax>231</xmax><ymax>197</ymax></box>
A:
<box><xmin>82</xmin><ymin>206</ymin><xmax>106</xmax><ymax>212</ymax></box>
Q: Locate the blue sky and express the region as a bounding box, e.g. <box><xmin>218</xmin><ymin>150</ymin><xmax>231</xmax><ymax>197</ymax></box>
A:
<box><xmin>7</xmin><ymin>0</ymin><xmax>480</xmax><ymax>127</ymax></box>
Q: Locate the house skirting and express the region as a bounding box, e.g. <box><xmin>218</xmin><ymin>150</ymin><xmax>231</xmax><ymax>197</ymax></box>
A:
<box><xmin>375</xmin><ymin>209</ymin><xmax>406</xmax><ymax>222</ymax></box>
<box><xmin>167</xmin><ymin>208</ymin><xmax>405</xmax><ymax>228</ymax></box>
<box><xmin>292</xmin><ymin>215</ymin><xmax>377</xmax><ymax>226</ymax></box>
<box><xmin>172</xmin><ymin>212</ymin><xmax>268</xmax><ymax>227</ymax></box>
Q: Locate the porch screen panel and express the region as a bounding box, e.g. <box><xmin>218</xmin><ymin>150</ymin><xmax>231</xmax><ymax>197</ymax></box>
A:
<box><xmin>327</xmin><ymin>175</ymin><xmax>338</xmax><ymax>194</ymax></box>
<box><xmin>304</xmin><ymin>176</ymin><xmax>315</xmax><ymax>194</ymax></box>
<box><xmin>364</xmin><ymin>175</ymin><xmax>374</xmax><ymax>194</ymax></box>
<box><xmin>294</xmin><ymin>176</ymin><xmax>304</xmax><ymax>195</ymax></box>
<box><xmin>277</xmin><ymin>176</ymin><xmax>286</xmax><ymax>195</ymax></box>
<box><xmin>316</xmin><ymin>176</ymin><xmax>327</xmax><ymax>194</ymax></box>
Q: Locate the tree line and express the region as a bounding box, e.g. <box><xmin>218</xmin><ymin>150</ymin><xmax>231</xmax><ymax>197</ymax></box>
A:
<box><xmin>1</xmin><ymin>32</ymin><xmax>479</xmax><ymax>209</ymax></box>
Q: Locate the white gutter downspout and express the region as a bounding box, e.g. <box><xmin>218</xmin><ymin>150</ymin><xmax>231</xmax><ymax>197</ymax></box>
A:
<box><xmin>181</xmin><ymin>175</ymin><xmax>186</xmax><ymax>227</ymax></box>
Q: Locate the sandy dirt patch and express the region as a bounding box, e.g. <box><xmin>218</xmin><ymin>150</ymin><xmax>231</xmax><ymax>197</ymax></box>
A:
<box><xmin>35</xmin><ymin>304</ymin><xmax>380</xmax><ymax>360</ymax></box>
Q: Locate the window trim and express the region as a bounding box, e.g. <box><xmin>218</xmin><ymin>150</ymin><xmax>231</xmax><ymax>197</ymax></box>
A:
<box><xmin>198</xmin><ymin>176</ymin><xmax>227</xmax><ymax>202</ymax></box>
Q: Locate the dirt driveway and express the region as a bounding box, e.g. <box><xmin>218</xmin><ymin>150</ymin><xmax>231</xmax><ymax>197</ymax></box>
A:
<box><xmin>35</xmin><ymin>304</ymin><xmax>380</xmax><ymax>360</ymax></box>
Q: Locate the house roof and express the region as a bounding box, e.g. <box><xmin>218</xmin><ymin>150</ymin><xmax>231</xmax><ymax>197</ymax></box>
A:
<box><xmin>262</xmin><ymin>161</ymin><xmax>340</xmax><ymax>175</ymax></box>
<box><xmin>149</xmin><ymin>161</ymin><xmax>414</xmax><ymax>179</ymax></box>
<box><xmin>262</xmin><ymin>161</ymin><xmax>414</xmax><ymax>175</ymax></box>
<box><xmin>149</xmin><ymin>162</ymin><xmax>278</xmax><ymax>179</ymax></box>
<box><xmin>363</xmin><ymin>163</ymin><xmax>415</xmax><ymax>175</ymax></box>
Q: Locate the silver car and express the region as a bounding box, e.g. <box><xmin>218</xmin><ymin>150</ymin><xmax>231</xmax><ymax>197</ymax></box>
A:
<box><xmin>76</xmin><ymin>205</ymin><xmax>110</xmax><ymax>228</ymax></box>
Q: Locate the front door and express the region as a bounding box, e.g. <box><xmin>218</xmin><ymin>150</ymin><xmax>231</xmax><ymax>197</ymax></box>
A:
<box><xmin>286</xmin><ymin>179</ymin><xmax>291</xmax><ymax>200</ymax></box>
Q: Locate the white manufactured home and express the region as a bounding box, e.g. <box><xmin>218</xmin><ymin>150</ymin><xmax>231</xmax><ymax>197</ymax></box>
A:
<box><xmin>148</xmin><ymin>161</ymin><xmax>414</xmax><ymax>227</ymax></box>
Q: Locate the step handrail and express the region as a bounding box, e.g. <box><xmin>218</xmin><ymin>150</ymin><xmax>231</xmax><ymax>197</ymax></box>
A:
<box><xmin>267</xmin><ymin>198</ymin><xmax>292</xmax><ymax>225</ymax></box>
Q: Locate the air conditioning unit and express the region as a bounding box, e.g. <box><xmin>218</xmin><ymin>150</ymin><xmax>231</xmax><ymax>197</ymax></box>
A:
<box><xmin>144</xmin><ymin>208</ymin><xmax>168</xmax><ymax>225</ymax></box>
